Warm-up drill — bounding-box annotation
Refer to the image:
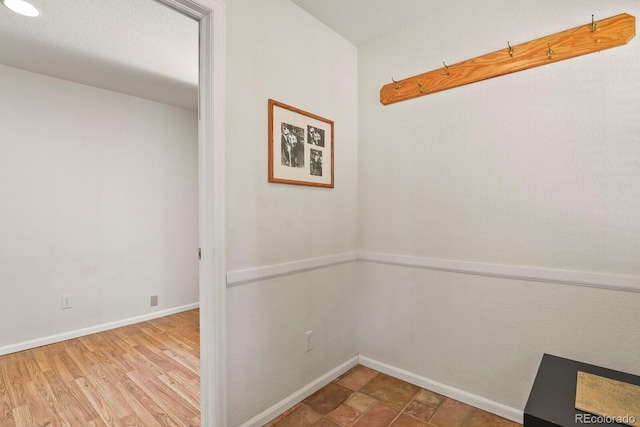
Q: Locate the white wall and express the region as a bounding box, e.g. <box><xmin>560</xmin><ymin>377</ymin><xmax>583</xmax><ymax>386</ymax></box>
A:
<box><xmin>224</xmin><ymin>0</ymin><xmax>359</xmax><ymax>425</ymax></box>
<box><xmin>358</xmin><ymin>0</ymin><xmax>640</xmax><ymax>417</ymax></box>
<box><xmin>0</xmin><ymin>64</ymin><xmax>199</xmax><ymax>349</ymax></box>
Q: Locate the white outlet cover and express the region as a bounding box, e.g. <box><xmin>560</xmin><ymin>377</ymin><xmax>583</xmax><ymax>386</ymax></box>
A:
<box><xmin>62</xmin><ymin>295</ymin><xmax>72</xmax><ymax>309</ymax></box>
<box><xmin>304</xmin><ymin>330</ymin><xmax>313</xmax><ymax>352</ymax></box>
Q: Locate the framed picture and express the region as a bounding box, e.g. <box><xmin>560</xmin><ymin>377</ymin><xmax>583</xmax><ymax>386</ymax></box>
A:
<box><xmin>268</xmin><ymin>99</ymin><xmax>334</xmax><ymax>188</ymax></box>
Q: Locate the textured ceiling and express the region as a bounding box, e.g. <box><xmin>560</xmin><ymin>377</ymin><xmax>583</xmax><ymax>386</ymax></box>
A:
<box><xmin>0</xmin><ymin>0</ymin><xmax>434</xmax><ymax>110</ymax></box>
<box><xmin>0</xmin><ymin>0</ymin><xmax>199</xmax><ymax>110</ymax></box>
<box><xmin>290</xmin><ymin>0</ymin><xmax>437</xmax><ymax>46</ymax></box>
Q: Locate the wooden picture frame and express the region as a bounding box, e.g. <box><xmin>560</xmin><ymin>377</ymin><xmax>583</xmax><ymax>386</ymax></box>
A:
<box><xmin>268</xmin><ymin>99</ymin><xmax>334</xmax><ymax>188</ymax></box>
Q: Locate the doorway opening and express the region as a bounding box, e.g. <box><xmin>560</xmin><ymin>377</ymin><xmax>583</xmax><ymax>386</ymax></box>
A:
<box><xmin>0</xmin><ymin>0</ymin><xmax>225</xmax><ymax>425</ymax></box>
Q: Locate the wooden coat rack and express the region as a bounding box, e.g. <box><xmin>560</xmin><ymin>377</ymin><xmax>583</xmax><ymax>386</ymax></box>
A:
<box><xmin>380</xmin><ymin>13</ymin><xmax>636</xmax><ymax>105</ymax></box>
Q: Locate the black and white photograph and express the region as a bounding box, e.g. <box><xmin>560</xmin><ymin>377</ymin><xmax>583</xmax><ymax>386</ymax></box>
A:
<box><xmin>310</xmin><ymin>149</ymin><xmax>322</xmax><ymax>176</ymax></box>
<box><xmin>281</xmin><ymin>122</ymin><xmax>305</xmax><ymax>168</ymax></box>
<box><xmin>307</xmin><ymin>125</ymin><xmax>325</xmax><ymax>147</ymax></box>
<box><xmin>269</xmin><ymin>99</ymin><xmax>334</xmax><ymax>188</ymax></box>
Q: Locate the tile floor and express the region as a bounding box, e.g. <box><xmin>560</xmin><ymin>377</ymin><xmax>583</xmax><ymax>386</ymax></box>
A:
<box><xmin>264</xmin><ymin>365</ymin><xmax>522</xmax><ymax>427</ymax></box>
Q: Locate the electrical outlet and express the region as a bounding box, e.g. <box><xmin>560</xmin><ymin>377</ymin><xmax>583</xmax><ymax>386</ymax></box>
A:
<box><xmin>62</xmin><ymin>295</ymin><xmax>72</xmax><ymax>310</ymax></box>
<box><xmin>304</xmin><ymin>330</ymin><xmax>313</xmax><ymax>352</ymax></box>
<box><xmin>150</xmin><ymin>295</ymin><xmax>158</xmax><ymax>307</ymax></box>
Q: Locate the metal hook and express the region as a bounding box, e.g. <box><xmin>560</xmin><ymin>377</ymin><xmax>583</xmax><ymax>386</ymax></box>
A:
<box><xmin>417</xmin><ymin>82</ymin><xmax>424</xmax><ymax>93</ymax></box>
<box><xmin>547</xmin><ymin>43</ymin><xmax>554</xmax><ymax>59</ymax></box>
<box><xmin>391</xmin><ymin>78</ymin><xmax>400</xmax><ymax>89</ymax></box>
<box><xmin>590</xmin><ymin>14</ymin><xmax>597</xmax><ymax>32</ymax></box>
<box><xmin>507</xmin><ymin>41</ymin><xmax>514</xmax><ymax>57</ymax></box>
<box><xmin>443</xmin><ymin>61</ymin><xmax>450</xmax><ymax>75</ymax></box>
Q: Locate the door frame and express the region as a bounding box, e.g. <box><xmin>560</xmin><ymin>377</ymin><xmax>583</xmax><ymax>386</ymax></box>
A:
<box><xmin>157</xmin><ymin>0</ymin><xmax>226</xmax><ymax>425</ymax></box>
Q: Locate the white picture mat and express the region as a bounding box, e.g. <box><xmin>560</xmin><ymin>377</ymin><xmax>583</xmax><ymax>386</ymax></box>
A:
<box><xmin>271</xmin><ymin>104</ymin><xmax>332</xmax><ymax>186</ymax></box>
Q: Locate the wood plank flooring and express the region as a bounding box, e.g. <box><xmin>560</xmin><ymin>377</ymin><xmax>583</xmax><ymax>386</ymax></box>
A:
<box><xmin>0</xmin><ymin>309</ymin><xmax>200</xmax><ymax>427</ymax></box>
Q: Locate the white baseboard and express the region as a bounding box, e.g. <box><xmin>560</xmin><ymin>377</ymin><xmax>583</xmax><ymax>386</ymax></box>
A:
<box><xmin>358</xmin><ymin>356</ymin><xmax>524</xmax><ymax>424</ymax></box>
<box><xmin>238</xmin><ymin>354</ymin><xmax>522</xmax><ymax>426</ymax></box>
<box><xmin>238</xmin><ymin>356</ymin><xmax>359</xmax><ymax>427</ymax></box>
<box><xmin>0</xmin><ymin>303</ymin><xmax>200</xmax><ymax>356</ymax></box>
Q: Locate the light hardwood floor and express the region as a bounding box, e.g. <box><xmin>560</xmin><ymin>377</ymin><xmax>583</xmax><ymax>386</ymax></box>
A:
<box><xmin>0</xmin><ymin>309</ymin><xmax>200</xmax><ymax>427</ymax></box>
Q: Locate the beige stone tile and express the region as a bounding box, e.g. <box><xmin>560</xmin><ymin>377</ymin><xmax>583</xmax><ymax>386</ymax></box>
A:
<box><xmin>275</xmin><ymin>405</ymin><xmax>323</xmax><ymax>427</ymax></box>
<box><xmin>360</xmin><ymin>374</ymin><xmax>420</xmax><ymax>410</ymax></box>
<box><xmin>304</xmin><ymin>383</ymin><xmax>354</xmax><ymax>415</ymax></box>
<box><xmin>429</xmin><ymin>398</ymin><xmax>473</xmax><ymax>427</ymax></box>
<box><xmin>312</xmin><ymin>418</ymin><xmax>342</xmax><ymax>427</ymax></box>
<box><xmin>464</xmin><ymin>409</ymin><xmax>521</xmax><ymax>427</ymax></box>
<box><xmin>337</xmin><ymin>366</ymin><xmax>380</xmax><ymax>391</ymax></box>
<box><xmin>414</xmin><ymin>389</ymin><xmax>445</xmax><ymax>408</ymax></box>
<box><xmin>403</xmin><ymin>401</ymin><xmax>436</xmax><ymax>422</ymax></box>
<box><xmin>351</xmin><ymin>402</ymin><xmax>399</xmax><ymax>427</ymax></box>
<box><xmin>327</xmin><ymin>404</ymin><xmax>361</xmax><ymax>426</ymax></box>
<box><xmin>390</xmin><ymin>413</ymin><xmax>431</xmax><ymax>427</ymax></box>
<box><xmin>344</xmin><ymin>392</ymin><xmax>377</xmax><ymax>413</ymax></box>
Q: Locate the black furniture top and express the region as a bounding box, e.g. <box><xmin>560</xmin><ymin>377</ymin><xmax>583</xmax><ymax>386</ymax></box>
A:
<box><xmin>524</xmin><ymin>353</ymin><xmax>640</xmax><ymax>427</ymax></box>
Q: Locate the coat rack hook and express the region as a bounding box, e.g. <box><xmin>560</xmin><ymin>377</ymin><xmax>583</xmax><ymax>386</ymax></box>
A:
<box><xmin>443</xmin><ymin>61</ymin><xmax>450</xmax><ymax>75</ymax></box>
<box><xmin>391</xmin><ymin>78</ymin><xmax>400</xmax><ymax>89</ymax></box>
<box><xmin>507</xmin><ymin>41</ymin><xmax>514</xmax><ymax>57</ymax></box>
<box><xmin>379</xmin><ymin>13</ymin><xmax>635</xmax><ymax>106</ymax></box>
<box><xmin>590</xmin><ymin>14</ymin><xmax>597</xmax><ymax>32</ymax></box>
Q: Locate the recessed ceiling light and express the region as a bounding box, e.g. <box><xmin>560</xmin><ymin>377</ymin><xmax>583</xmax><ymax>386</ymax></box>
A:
<box><xmin>2</xmin><ymin>0</ymin><xmax>40</xmax><ymax>17</ymax></box>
